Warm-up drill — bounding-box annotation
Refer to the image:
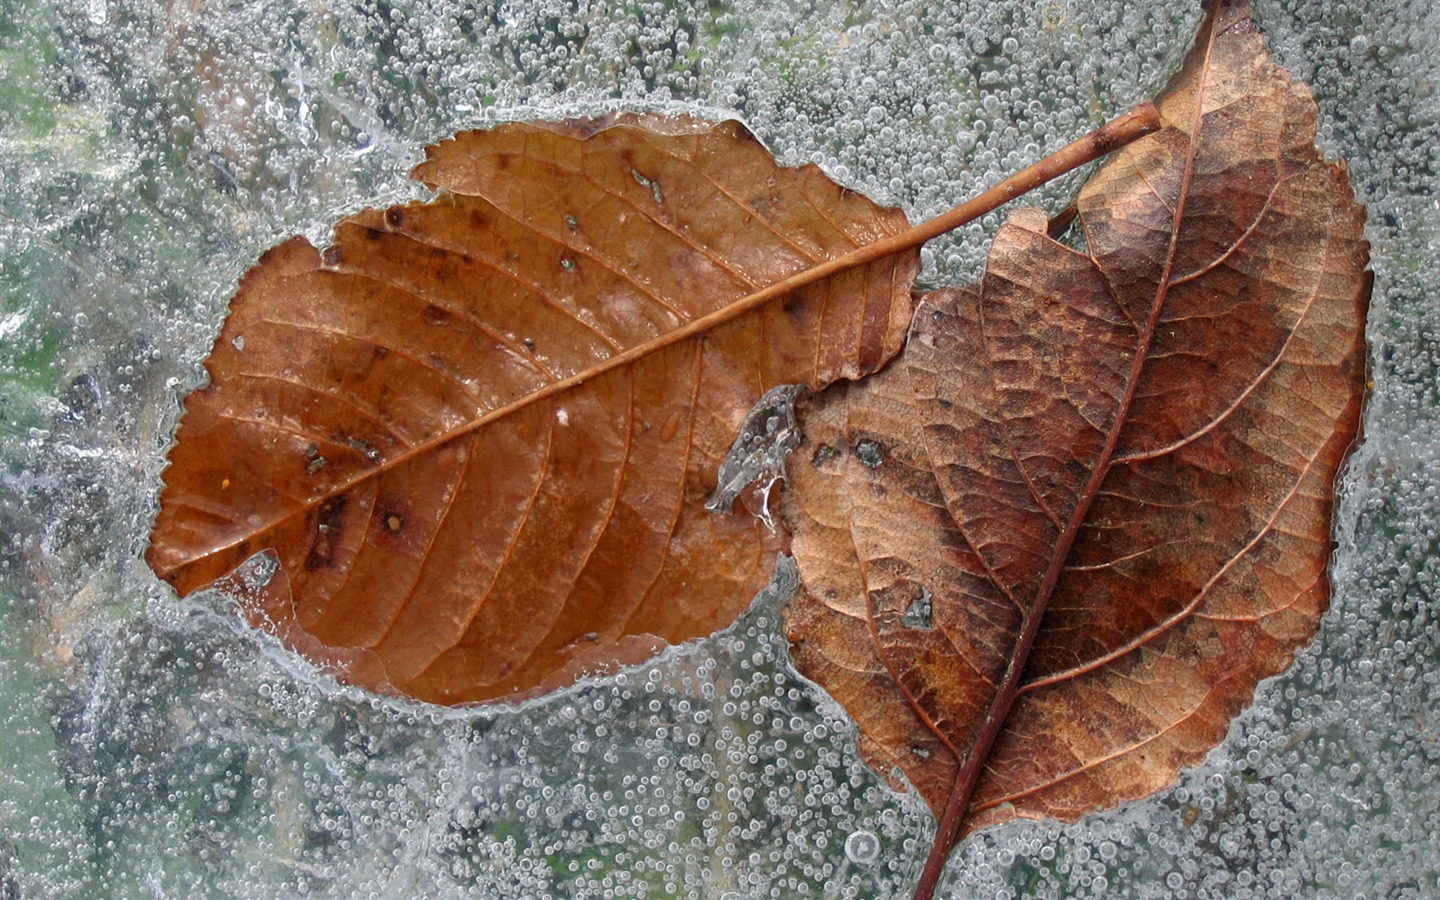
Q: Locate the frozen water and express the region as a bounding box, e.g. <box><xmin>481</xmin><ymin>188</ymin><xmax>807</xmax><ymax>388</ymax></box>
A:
<box><xmin>1</xmin><ymin>0</ymin><xmax>1436</xmax><ymax>896</ymax></box>
<box><xmin>707</xmin><ymin>385</ymin><xmax>801</xmax><ymax>528</ymax></box>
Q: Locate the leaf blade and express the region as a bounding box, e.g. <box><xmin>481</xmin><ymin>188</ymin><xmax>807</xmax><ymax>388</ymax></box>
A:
<box><xmin>148</xmin><ymin>114</ymin><xmax>920</xmax><ymax>704</ymax></box>
<box><xmin>780</xmin><ymin>1</ymin><xmax>1369</xmax><ymax>892</ymax></box>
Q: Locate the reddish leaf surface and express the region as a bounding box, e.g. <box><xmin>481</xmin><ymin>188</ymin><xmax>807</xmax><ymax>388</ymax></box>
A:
<box><xmin>780</xmin><ymin>1</ymin><xmax>1369</xmax><ymax>893</ymax></box>
<box><xmin>147</xmin><ymin>115</ymin><xmax>920</xmax><ymax>704</ymax></box>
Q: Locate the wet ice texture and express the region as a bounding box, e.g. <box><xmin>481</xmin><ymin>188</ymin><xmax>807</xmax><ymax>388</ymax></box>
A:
<box><xmin>0</xmin><ymin>0</ymin><xmax>1436</xmax><ymax>897</ymax></box>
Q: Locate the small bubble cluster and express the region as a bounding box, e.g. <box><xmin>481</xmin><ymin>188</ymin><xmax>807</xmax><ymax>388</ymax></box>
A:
<box><xmin>0</xmin><ymin>0</ymin><xmax>1436</xmax><ymax>897</ymax></box>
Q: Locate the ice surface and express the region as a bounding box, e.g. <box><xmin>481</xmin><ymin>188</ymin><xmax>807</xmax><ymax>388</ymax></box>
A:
<box><xmin>707</xmin><ymin>385</ymin><xmax>801</xmax><ymax>528</ymax></box>
<box><xmin>1</xmin><ymin>0</ymin><xmax>1437</xmax><ymax>896</ymax></box>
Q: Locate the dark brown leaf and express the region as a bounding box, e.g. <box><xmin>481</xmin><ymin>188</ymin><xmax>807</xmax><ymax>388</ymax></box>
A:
<box><xmin>780</xmin><ymin>1</ymin><xmax>1369</xmax><ymax>894</ymax></box>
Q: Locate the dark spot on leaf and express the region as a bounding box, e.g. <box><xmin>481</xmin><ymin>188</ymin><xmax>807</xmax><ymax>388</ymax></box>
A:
<box><xmin>385</xmin><ymin>208</ymin><xmax>405</xmax><ymax>229</ymax></box>
<box><xmin>631</xmin><ymin>168</ymin><xmax>663</xmax><ymax>203</ymax></box>
<box><xmin>853</xmin><ymin>439</ymin><xmax>886</xmax><ymax>468</ymax></box>
<box><xmin>685</xmin><ymin>479</ymin><xmax>711</xmax><ymax>504</ymax></box>
<box><xmin>811</xmin><ymin>443</ymin><xmax>840</xmax><ymax>468</ymax></box>
<box><xmin>306</xmin><ymin>498</ymin><xmax>347</xmax><ymax>571</ymax></box>
<box><xmin>423</xmin><ymin>304</ymin><xmax>453</xmax><ymax>327</ymax></box>
<box><xmin>344</xmin><ymin>436</ymin><xmax>382</xmax><ymax>462</ymax></box>
<box><xmin>320</xmin><ymin>246</ymin><xmax>342</xmax><ymax>267</ymax></box>
<box><xmin>901</xmin><ymin>587</ymin><xmax>933</xmax><ymax>630</ymax></box>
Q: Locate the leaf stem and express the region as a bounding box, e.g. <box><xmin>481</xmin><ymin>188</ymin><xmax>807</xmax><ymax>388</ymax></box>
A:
<box><xmin>880</xmin><ymin>101</ymin><xmax>1160</xmax><ymax>257</ymax></box>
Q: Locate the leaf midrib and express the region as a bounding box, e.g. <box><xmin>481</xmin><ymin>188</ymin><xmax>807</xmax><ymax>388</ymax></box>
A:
<box><xmin>908</xmin><ymin>13</ymin><xmax>1222</xmax><ymax>894</ymax></box>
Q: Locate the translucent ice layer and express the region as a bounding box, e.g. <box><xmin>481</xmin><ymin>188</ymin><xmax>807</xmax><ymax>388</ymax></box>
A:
<box><xmin>1</xmin><ymin>0</ymin><xmax>1435</xmax><ymax>896</ymax></box>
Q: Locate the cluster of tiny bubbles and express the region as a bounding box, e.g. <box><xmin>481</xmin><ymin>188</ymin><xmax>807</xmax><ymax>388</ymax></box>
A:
<box><xmin>1</xmin><ymin>557</ymin><xmax>922</xmax><ymax>897</ymax></box>
<box><xmin>1267</xmin><ymin>0</ymin><xmax>1440</xmax><ymax>891</ymax></box>
<box><xmin>1</xmin><ymin>0</ymin><xmax>1437</xmax><ymax>896</ymax></box>
<box><xmin>35</xmin><ymin>0</ymin><xmax>1204</xmax><ymax>284</ymax></box>
<box><xmin>717</xmin><ymin>2</ymin><xmax>1202</xmax><ymax>286</ymax></box>
<box><xmin>408</xmin><ymin>568</ymin><xmax>923</xmax><ymax>898</ymax></box>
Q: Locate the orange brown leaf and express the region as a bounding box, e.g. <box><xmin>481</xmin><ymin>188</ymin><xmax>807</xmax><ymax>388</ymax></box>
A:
<box><xmin>147</xmin><ymin>114</ymin><xmax>919</xmax><ymax>704</ymax></box>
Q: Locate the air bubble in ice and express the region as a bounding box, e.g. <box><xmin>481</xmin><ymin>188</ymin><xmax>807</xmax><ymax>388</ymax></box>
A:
<box><xmin>844</xmin><ymin>829</ymin><xmax>881</xmax><ymax>864</ymax></box>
